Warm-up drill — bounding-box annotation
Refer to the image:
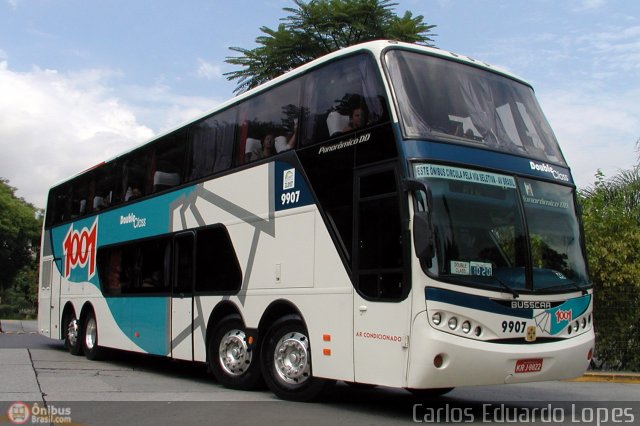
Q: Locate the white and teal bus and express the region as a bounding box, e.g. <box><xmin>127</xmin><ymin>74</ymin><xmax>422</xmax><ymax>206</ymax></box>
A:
<box><xmin>38</xmin><ymin>40</ymin><xmax>594</xmax><ymax>401</ymax></box>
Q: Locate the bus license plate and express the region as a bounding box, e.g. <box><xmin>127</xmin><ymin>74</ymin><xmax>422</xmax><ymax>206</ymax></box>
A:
<box><xmin>515</xmin><ymin>358</ymin><xmax>543</xmax><ymax>373</ymax></box>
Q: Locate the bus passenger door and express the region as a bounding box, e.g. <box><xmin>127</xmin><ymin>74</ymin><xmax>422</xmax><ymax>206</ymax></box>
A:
<box><xmin>171</xmin><ymin>232</ymin><xmax>194</xmax><ymax>360</ymax></box>
<box><xmin>353</xmin><ymin>165</ymin><xmax>412</xmax><ymax>387</ymax></box>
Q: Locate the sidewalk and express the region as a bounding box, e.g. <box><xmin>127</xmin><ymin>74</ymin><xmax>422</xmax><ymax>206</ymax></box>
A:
<box><xmin>0</xmin><ymin>319</ymin><xmax>38</xmax><ymax>334</ymax></box>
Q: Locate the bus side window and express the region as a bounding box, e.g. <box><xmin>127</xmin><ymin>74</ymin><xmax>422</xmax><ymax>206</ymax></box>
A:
<box><xmin>301</xmin><ymin>53</ymin><xmax>389</xmax><ymax>146</ymax></box>
<box><xmin>188</xmin><ymin>108</ymin><xmax>237</xmax><ymax>180</ymax></box>
<box><xmin>195</xmin><ymin>226</ymin><xmax>242</xmax><ymax>293</ymax></box>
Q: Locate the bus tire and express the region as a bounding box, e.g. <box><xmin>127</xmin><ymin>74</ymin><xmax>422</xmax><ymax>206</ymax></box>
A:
<box><xmin>208</xmin><ymin>315</ymin><xmax>262</xmax><ymax>390</ymax></box>
<box><xmin>62</xmin><ymin>311</ymin><xmax>83</xmax><ymax>356</ymax></box>
<box><xmin>261</xmin><ymin>316</ymin><xmax>331</xmax><ymax>401</ymax></box>
<box><xmin>81</xmin><ymin>310</ymin><xmax>103</xmax><ymax>361</ymax></box>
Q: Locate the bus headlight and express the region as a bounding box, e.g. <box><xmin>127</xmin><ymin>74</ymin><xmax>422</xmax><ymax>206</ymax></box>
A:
<box><xmin>432</xmin><ymin>312</ymin><xmax>442</xmax><ymax>326</ymax></box>
<box><xmin>448</xmin><ymin>317</ymin><xmax>458</xmax><ymax>330</ymax></box>
<box><xmin>461</xmin><ymin>321</ymin><xmax>471</xmax><ymax>334</ymax></box>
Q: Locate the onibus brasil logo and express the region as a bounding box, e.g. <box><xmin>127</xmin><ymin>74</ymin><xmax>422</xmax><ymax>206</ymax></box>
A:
<box><xmin>62</xmin><ymin>218</ymin><xmax>98</xmax><ymax>280</ymax></box>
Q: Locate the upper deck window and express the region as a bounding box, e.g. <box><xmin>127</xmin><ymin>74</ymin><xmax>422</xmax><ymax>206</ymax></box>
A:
<box><xmin>385</xmin><ymin>49</ymin><xmax>566</xmax><ymax>166</ymax></box>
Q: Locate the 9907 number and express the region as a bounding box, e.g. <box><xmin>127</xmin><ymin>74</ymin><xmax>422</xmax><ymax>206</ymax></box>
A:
<box><xmin>281</xmin><ymin>190</ymin><xmax>301</xmax><ymax>205</ymax></box>
<box><xmin>502</xmin><ymin>320</ymin><xmax>526</xmax><ymax>333</ymax></box>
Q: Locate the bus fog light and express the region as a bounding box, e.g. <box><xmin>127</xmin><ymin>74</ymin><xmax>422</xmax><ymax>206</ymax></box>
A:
<box><xmin>461</xmin><ymin>321</ymin><xmax>471</xmax><ymax>334</ymax></box>
<box><xmin>432</xmin><ymin>312</ymin><xmax>442</xmax><ymax>326</ymax></box>
<box><xmin>448</xmin><ymin>317</ymin><xmax>458</xmax><ymax>330</ymax></box>
<box><xmin>434</xmin><ymin>354</ymin><xmax>444</xmax><ymax>368</ymax></box>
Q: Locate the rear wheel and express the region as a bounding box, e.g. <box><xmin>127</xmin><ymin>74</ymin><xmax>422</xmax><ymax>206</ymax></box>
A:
<box><xmin>62</xmin><ymin>311</ymin><xmax>83</xmax><ymax>356</ymax></box>
<box><xmin>208</xmin><ymin>315</ymin><xmax>262</xmax><ymax>390</ymax></box>
<box><xmin>82</xmin><ymin>310</ymin><xmax>103</xmax><ymax>360</ymax></box>
<box><xmin>261</xmin><ymin>316</ymin><xmax>331</xmax><ymax>401</ymax></box>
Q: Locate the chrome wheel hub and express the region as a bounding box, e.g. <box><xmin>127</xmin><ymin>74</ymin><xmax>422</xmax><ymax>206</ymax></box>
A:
<box><xmin>85</xmin><ymin>317</ymin><xmax>97</xmax><ymax>350</ymax></box>
<box><xmin>67</xmin><ymin>318</ymin><xmax>79</xmax><ymax>347</ymax></box>
<box><xmin>274</xmin><ymin>332</ymin><xmax>310</xmax><ymax>384</ymax></box>
<box><xmin>219</xmin><ymin>329</ymin><xmax>251</xmax><ymax>376</ymax></box>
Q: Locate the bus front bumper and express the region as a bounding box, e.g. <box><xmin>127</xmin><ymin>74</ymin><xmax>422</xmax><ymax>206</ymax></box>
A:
<box><xmin>406</xmin><ymin>311</ymin><xmax>595</xmax><ymax>390</ymax></box>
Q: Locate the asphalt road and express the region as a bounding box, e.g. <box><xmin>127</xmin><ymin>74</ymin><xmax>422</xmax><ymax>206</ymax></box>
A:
<box><xmin>2</xmin><ymin>321</ymin><xmax>639</xmax><ymax>426</ymax></box>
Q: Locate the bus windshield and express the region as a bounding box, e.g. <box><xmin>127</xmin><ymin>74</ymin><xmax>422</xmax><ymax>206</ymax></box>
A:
<box><xmin>386</xmin><ymin>49</ymin><xmax>565</xmax><ymax>166</ymax></box>
<box><xmin>414</xmin><ymin>164</ymin><xmax>590</xmax><ymax>293</ymax></box>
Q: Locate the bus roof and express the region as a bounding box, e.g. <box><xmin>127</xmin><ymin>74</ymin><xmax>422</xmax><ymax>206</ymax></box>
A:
<box><xmin>51</xmin><ymin>40</ymin><xmax>529</xmax><ymax>188</ymax></box>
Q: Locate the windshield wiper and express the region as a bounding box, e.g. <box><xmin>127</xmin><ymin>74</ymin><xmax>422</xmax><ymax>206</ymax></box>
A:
<box><xmin>538</xmin><ymin>280</ymin><xmax>589</xmax><ymax>295</ymax></box>
<box><xmin>449</xmin><ymin>275</ymin><xmax>521</xmax><ymax>299</ymax></box>
<box><xmin>488</xmin><ymin>275</ymin><xmax>520</xmax><ymax>299</ymax></box>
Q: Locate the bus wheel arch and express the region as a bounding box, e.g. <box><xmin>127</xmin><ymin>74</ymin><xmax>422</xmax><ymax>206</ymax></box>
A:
<box><xmin>205</xmin><ymin>301</ymin><xmax>263</xmax><ymax>390</ymax></box>
<box><xmin>258</xmin><ymin>302</ymin><xmax>332</xmax><ymax>401</ymax></box>
<box><xmin>61</xmin><ymin>303</ymin><xmax>83</xmax><ymax>356</ymax></box>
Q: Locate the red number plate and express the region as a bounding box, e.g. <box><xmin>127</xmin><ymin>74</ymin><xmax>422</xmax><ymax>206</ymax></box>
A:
<box><xmin>515</xmin><ymin>358</ymin><xmax>543</xmax><ymax>373</ymax></box>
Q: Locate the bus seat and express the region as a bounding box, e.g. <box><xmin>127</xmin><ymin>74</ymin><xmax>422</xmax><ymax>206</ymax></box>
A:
<box><xmin>93</xmin><ymin>196</ymin><xmax>107</xmax><ymax>210</ymax></box>
<box><xmin>153</xmin><ymin>171</ymin><xmax>180</xmax><ymax>191</ymax></box>
<box><xmin>326</xmin><ymin>111</ymin><xmax>349</xmax><ymax>137</ymax></box>
<box><xmin>245</xmin><ymin>137</ymin><xmax>261</xmax><ymax>154</ymax></box>
<box><xmin>275</xmin><ymin>135</ymin><xmax>288</xmax><ymax>153</ymax></box>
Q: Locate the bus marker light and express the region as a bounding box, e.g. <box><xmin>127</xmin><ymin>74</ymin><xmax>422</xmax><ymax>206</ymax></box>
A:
<box><xmin>587</xmin><ymin>348</ymin><xmax>593</xmax><ymax>361</ymax></box>
<box><xmin>134</xmin><ymin>331</ymin><xmax>140</xmax><ymax>338</ymax></box>
<box><xmin>432</xmin><ymin>312</ymin><xmax>442</xmax><ymax>326</ymax></box>
<box><xmin>323</xmin><ymin>334</ymin><xmax>331</xmax><ymax>342</ymax></box>
<box><xmin>323</xmin><ymin>348</ymin><xmax>331</xmax><ymax>356</ymax></box>
<box><xmin>434</xmin><ymin>354</ymin><xmax>444</xmax><ymax>368</ymax></box>
<box><xmin>448</xmin><ymin>317</ymin><xmax>458</xmax><ymax>330</ymax></box>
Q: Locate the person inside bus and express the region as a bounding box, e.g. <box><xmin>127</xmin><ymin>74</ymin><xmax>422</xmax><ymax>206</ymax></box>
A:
<box><xmin>247</xmin><ymin>122</ymin><xmax>298</xmax><ymax>162</ymax></box>
<box><xmin>341</xmin><ymin>107</ymin><xmax>364</xmax><ymax>133</ymax></box>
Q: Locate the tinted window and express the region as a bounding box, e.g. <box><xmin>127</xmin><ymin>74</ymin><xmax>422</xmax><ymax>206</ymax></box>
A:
<box><xmin>196</xmin><ymin>227</ymin><xmax>242</xmax><ymax>293</ymax></box>
<box><xmin>98</xmin><ymin>237</ymin><xmax>171</xmax><ymax>295</ymax></box>
<box><xmin>188</xmin><ymin>108</ymin><xmax>237</xmax><ymax>181</ymax></box>
<box><xmin>301</xmin><ymin>53</ymin><xmax>389</xmax><ymax>145</ymax></box>
<box><xmin>153</xmin><ymin>130</ymin><xmax>187</xmax><ymax>193</ymax></box>
<box><xmin>239</xmin><ymin>80</ymin><xmax>301</xmax><ymax>164</ymax></box>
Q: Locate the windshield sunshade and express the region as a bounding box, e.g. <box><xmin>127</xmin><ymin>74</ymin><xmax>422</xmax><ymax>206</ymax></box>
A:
<box><xmin>386</xmin><ymin>50</ymin><xmax>566</xmax><ymax>166</ymax></box>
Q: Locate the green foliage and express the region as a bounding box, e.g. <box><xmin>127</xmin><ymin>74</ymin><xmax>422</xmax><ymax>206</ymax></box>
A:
<box><xmin>0</xmin><ymin>178</ymin><xmax>41</xmax><ymax>318</ymax></box>
<box><xmin>225</xmin><ymin>0</ymin><xmax>436</xmax><ymax>93</ymax></box>
<box><xmin>579</xmin><ymin>164</ymin><xmax>640</xmax><ymax>371</ymax></box>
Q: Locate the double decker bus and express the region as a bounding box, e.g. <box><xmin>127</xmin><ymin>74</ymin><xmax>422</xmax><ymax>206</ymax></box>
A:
<box><xmin>38</xmin><ymin>40</ymin><xmax>594</xmax><ymax>401</ymax></box>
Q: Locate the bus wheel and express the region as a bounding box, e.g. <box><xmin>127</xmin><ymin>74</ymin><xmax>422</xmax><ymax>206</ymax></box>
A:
<box><xmin>63</xmin><ymin>312</ymin><xmax>83</xmax><ymax>356</ymax></box>
<box><xmin>261</xmin><ymin>316</ymin><xmax>331</xmax><ymax>401</ymax></box>
<box><xmin>208</xmin><ymin>315</ymin><xmax>262</xmax><ymax>390</ymax></box>
<box><xmin>82</xmin><ymin>310</ymin><xmax>103</xmax><ymax>361</ymax></box>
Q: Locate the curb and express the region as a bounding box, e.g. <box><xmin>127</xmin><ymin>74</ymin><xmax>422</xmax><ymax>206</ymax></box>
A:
<box><xmin>0</xmin><ymin>320</ymin><xmax>2</xmax><ymax>333</ymax></box>
<box><xmin>567</xmin><ymin>372</ymin><xmax>640</xmax><ymax>384</ymax></box>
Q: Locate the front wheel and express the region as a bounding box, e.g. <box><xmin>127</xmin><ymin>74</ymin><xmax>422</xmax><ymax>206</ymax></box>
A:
<box><xmin>208</xmin><ymin>315</ymin><xmax>262</xmax><ymax>390</ymax></box>
<box><xmin>81</xmin><ymin>310</ymin><xmax>104</xmax><ymax>360</ymax></box>
<box><xmin>261</xmin><ymin>316</ymin><xmax>331</xmax><ymax>401</ymax></box>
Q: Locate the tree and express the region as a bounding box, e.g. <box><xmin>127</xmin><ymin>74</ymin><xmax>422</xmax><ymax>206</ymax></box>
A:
<box><xmin>0</xmin><ymin>179</ymin><xmax>41</xmax><ymax>293</ymax></box>
<box><xmin>225</xmin><ymin>0</ymin><xmax>436</xmax><ymax>93</ymax></box>
<box><xmin>579</xmin><ymin>153</ymin><xmax>640</xmax><ymax>370</ymax></box>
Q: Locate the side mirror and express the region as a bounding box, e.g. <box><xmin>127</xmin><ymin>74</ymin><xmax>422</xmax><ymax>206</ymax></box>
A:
<box><xmin>413</xmin><ymin>211</ymin><xmax>434</xmax><ymax>261</ymax></box>
<box><xmin>404</xmin><ymin>178</ymin><xmax>436</xmax><ymax>264</ymax></box>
